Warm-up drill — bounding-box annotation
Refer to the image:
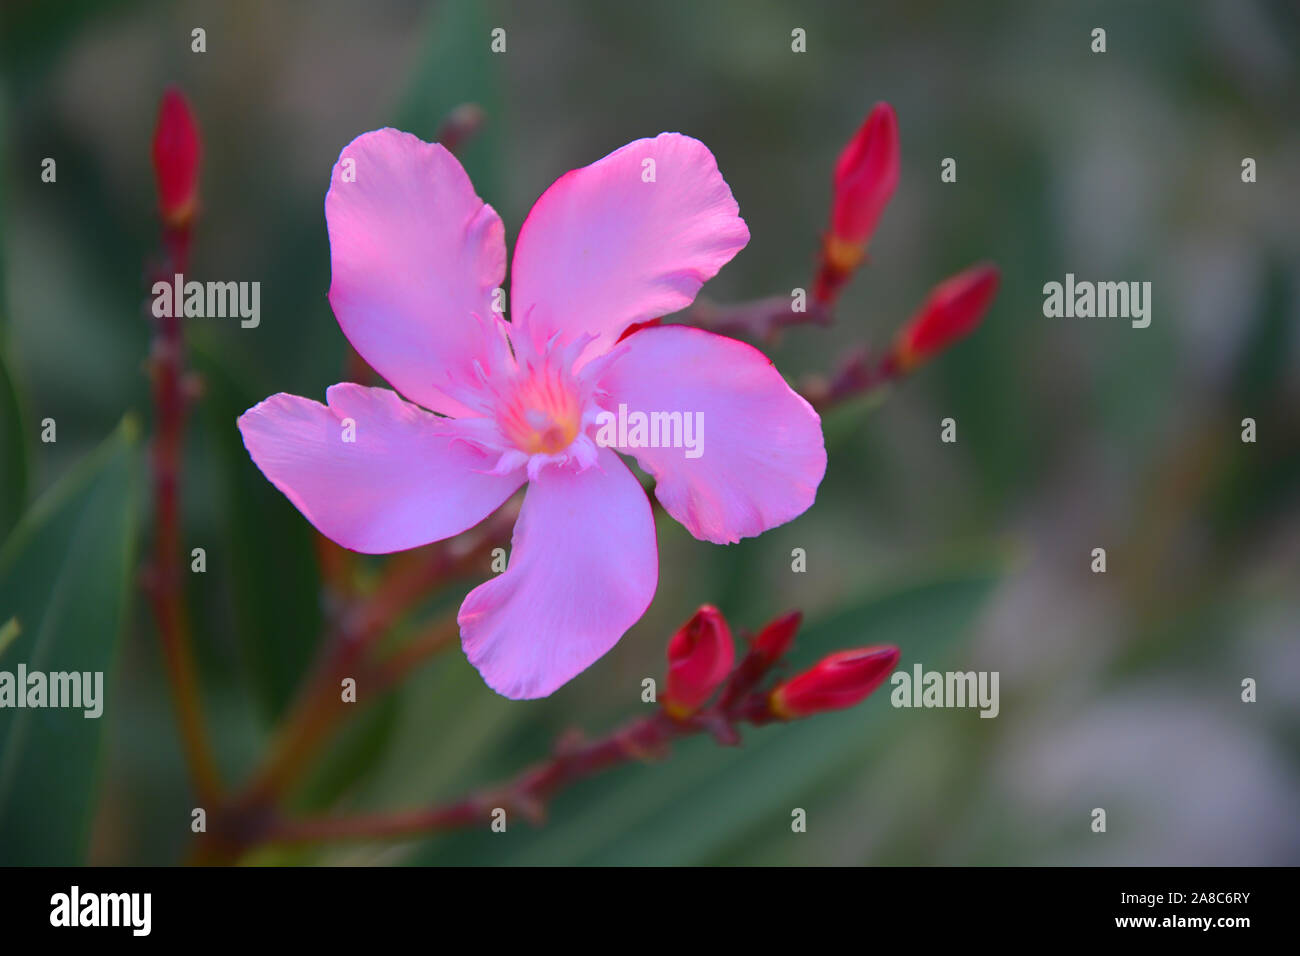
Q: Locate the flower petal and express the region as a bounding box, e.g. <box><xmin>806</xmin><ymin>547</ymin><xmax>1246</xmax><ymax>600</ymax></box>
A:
<box><xmin>458</xmin><ymin>448</ymin><xmax>658</xmax><ymax>699</ymax></box>
<box><xmin>237</xmin><ymin>384</ymin><xmax>524</xmax><ymax>554</ymax></box>
<box><xmin>326</xmin><ymin>128</ymin><xmax>508</xmax><ymax>417</ymax></box>
<box><xmin>511</xmin><ymin>132</ymin><xmax>749</xmax><ymax>364</ymax></box>
<box><xmin>592</xmin><ymin>326</ymin><xmax>826</xmax><ymax>544</ymax></box>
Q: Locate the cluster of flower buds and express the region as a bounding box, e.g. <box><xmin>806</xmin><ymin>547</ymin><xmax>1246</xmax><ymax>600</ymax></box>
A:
<box><xmin>814</xmin><ymin>101</ymin><xmax>999</xmax><ymax>369</ymax></box>
<box><xmin>660</xmin><ymin>605</ymin><xmax>900</xmax><ymax>723</ymax></box>
<box><xmin>151</xmin><ymin>87</ymin><xmax>202</xmax><ymax>232</ymax></box>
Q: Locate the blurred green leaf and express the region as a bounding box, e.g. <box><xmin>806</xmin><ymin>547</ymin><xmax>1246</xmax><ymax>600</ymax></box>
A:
<box><xmin>0</xmin><ymin>1</ymin><xmax>138</xmax><ymax>91</ymax></box>
<box><xmin>0</xmin><ymin>345</ymin><xmax>26</xmax><ymax>539</ymax></box>
<box><xmin>296</xmin><ymin>691</ymin><xmax>401</xmax><ymax>813</ymax></box>
<box><xmin>821</xmin><ymin>387</ymin><xmax>892</xmax><ymax>449</ymax></box>
<box><xmin>0</xmin><ymin>92</ymin><xmax>26</xmax><ymax>539</ymax></box>
<box><xmin>0</xmin><ymin>617</ymin><xmax>19</xmax><ymax>657</ymax></box>
<box><xmin>350</xmin><ymin>645</ymin><xmax>527</xmax><ymax>810</ymax></box>
<box><xmin>1231</xmin><ymin>260</ymin><xmax>1294</xmax><ymax>409</ymax></box>
<box><xmin>394</xmin><ymin>0</ymin><xmax>506</xmax><ymax>209</ymax></box>
<box><xmin>0</xmin><ymin>416</ymin><xmax>140</xmax><ymax>864</ymax></box>
<box><xmin>191</xmin><ymin>347</ymin><xmax>322</xmax><ymax>724</ymax></box>
<box><xmin>0</xmin><ymin>88</ymin><xmax>9</xmax><ymax>332</ymax></box>
<box><xmin>402</xmin><ymin>552</ymin><xmax>1003</xmax><ymax>865</ymax></box>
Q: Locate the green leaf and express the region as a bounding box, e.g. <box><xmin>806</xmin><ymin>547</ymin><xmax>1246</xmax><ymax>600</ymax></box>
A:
<box><xmin>0</xmin><ymin>89</ymin><xmax>9</xmax><ymax>332</ymax></box>
<box><xmin>191</xmin><ymin>347</ymin><xmax>323</xmax><ymax>724</ymax></box>
<box><xmin>393</xmin><ymin>0</ymin><xmax>506</xmax><ymax>211</ymax></box>
<box><xmin>0</xmin><ymin>1</ymin><xmax>140</xmax><ymax>91</ymax></box>
<box><xmin>0</xmin><ymin>617</ymin><xmax>18</xmax><ymax>658</ymax></box>
<box><xmin>296</xmin><ymin>691</ymin><xmax>402</xmax><ymax>812</ymax></box>
<box><xmin>0</xmin><ymin>417</ymin><xmax>140</xmax><ymax>864</ymax></box>
<box><xmin>0</xmin><ymin>345</ymin><xmax>26</xmax><ymax>539</ymax></box>
<box><xmin>0</xmin><ymin>93</ymin><xmax>27</xmax><ymax>539</ymax></box>
<box><xmin>1231</xmin><ymin>261</ymin><xmax>1294</xmax><ymax>409</ymax></box>
<box><xmin>405</xmin><ymin>551</ymin><xmax>1007</xmax><ymax>865</ymax></box>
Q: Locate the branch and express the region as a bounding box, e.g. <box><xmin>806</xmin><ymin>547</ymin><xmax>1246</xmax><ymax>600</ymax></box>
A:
<box><xmin>672</xmin><ymin>296</ymin><xmax>904</xmax><ymax>411</ymax></box>
<box><xmin>226</xmin><ymin>501</ymin><xmax>519</xmax><ymax>813</ymax></box>
<box><xmin>679</xmin><ymin>294</ymin><xmax>833</xmax><ymax>343</ymax></box>
<box><xmin>143</xmin><ymin>225</ymin><xmax>222</xmax><ymax>803</ymax></box>
<box><xmin>798</xmin><ymin>349</ymin><xmax>901</xmax><ymax>412</ymax></box>
<box><xmin>259</xmin><ymin>692</ymin><xmax>780</xmax><ymax>848</ymax></box>
<box><xmin>252</xmin><ymin>621</ymin><xmax>799</xmax><ymax>849</ymax></box>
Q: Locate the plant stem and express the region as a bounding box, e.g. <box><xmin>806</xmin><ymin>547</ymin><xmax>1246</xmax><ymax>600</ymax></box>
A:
<box><xmin>249</xmin><ymin>635</ymin><xmax>791</xmax><ymax>850</ymax></box>
<box><xmin>226</xmin><ymin>503</ymin><xmax>518</xmax><ymax>812</ymax></box>
<box><xmin>262</xmin><ymin>713</ymin><xmax>680</xmax><ymax>845</ymax></box>
<box><xmin>259</xmin><ymin>698</ymin><xmax>778</xmax><ymax>847</ymax></box>
<box><xmin>681</xmin><ymin>294</ymin><xmax>833</xmax><ymax>344</ymax></box>
<box><xmin>145</xmin><ymin>226</ymin><xmax>222</xmax><ymax>804</ymax></box>
<box><xmin>800</xmin><ymin>349</ymin><xmax>901</xmax><ymax>411</ymax></box>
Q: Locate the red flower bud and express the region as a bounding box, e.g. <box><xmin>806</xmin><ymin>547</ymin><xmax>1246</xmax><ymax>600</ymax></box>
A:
<box><xmin>151</xmin><ymin>87</ymin><xmax>202</xmax><ymax>230</ymax></box>
<box><xmin>892</xmin><ymin>263</ymin><xmax>999</xmax><ymax>370</ymax></box>
<box><xmin>751</xmin><ymin>610</ymin><xmax>801</xmax><ymax>665</ymax></box>
<box><xmin>830</xmin><ymin>102</ymin><xmax>900</xmax><ymax>251</ymax></box>
<box><xmin>663</xmin><ymin>605</ymin><xmax>734</xmax><ymax>718</ymax></box>
<box><xmin>814</xmin><ymin>102</ymin><xmax>900</xmax><ymax>303</ymax></box>
<box><xmin>769</xmin><ymin>645</ymin><xmax>900</xmax><ymax>719</ymax></box>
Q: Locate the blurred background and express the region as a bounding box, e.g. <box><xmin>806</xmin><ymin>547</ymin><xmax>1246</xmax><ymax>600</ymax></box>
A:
<box><xmin>0</xmin><ymin>0</ymin><xmax>1297</xmax><ymax>865</ymax></box>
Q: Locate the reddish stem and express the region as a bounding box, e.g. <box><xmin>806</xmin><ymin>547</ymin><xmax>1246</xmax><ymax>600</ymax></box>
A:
<box><xmin>251</xmin><ymin>629</ymin><xmax>803</xmax><ymax>850</ymax></box>
<box><xmin>800</xmin><ymin>349</ymin><xmax>901</xmax><ymax>411</ymax></box>
<box><xmin>682</xmin><ymin>294</ymin><xmax>833</xmax><ymax>344</ymax></box>
<box><xmin>259</xmin><ymin>692</ymin><xmax>781</xmax><ymax>847</ymax></box>
<box><xmin>227</xmin><ymin>502</ymin><xmax>518</xmax><ymax>814</ymax></box>
<box><xmin>145</xmin><ymin>226</ymin><xmax>222</xmax><ymax>803</ymax></box>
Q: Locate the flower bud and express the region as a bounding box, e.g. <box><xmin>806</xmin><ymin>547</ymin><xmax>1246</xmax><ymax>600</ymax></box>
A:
<box><xmin>151</xmin><ymin>87</ymin><xmax>202</xmax><ymax>230</ymax></box>
<box><xmin>663</xmin><ymin>605</ymin><xmax>734</xmax><ymax>718</ymax></box>
<box><xmin>751</xmin><ymin>610</ymin><xmax>801</xmax><ymax>665</ymax></box>
<box><xmin>769</xmin><ymin>645</ymin><xmax>900</xmax><ymax>719</ymax></box>
<box><xmin>814</xmin><ymin>102</ymin><xmax>900</xmax><ymax>302</ymax></box>
<box><xmin>830</xmin><ymin>102</ymin><xmax>900</xmax><ymax>248</ymax></box>
<box><xmin>434</xmin><ymin>102</ymin><xmax>485</xmax><ymax>154</ymax></box>
<box><xmin>892</xmin><ymin>263</ymin><xmax>999</xmax><ymax>370</ymax></box>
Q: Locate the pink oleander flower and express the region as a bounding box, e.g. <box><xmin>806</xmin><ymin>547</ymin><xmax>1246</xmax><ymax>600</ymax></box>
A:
<box><xmin>238</xmin><ymin>129</ymin><xmax>827</xmax><ymax>699</ymax></box>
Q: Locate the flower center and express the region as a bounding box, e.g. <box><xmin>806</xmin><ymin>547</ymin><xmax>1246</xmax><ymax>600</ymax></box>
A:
<box><xmin>496</xmin><ymin>363</ymin><xmax>583</xmax><ymax>456</ymax></box>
